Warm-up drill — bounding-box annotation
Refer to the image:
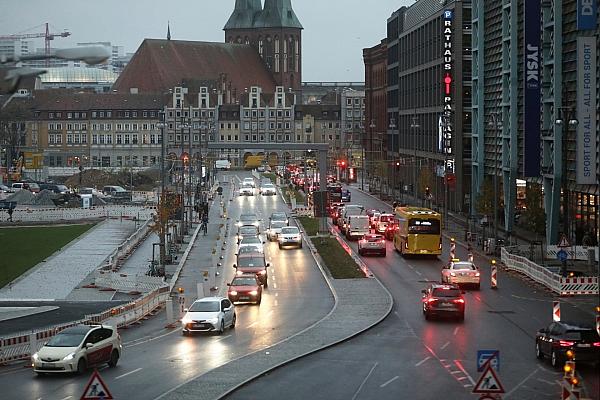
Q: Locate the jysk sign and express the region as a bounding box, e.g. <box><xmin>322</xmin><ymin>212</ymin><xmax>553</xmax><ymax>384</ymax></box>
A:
<box><xmin>442</xmin><ymin>9</ymin><xmax>454</xmax><ymax>171</ymax></box>
<box><xmin>576</xmin><ymin>36</ymin><xmax>597</xmax><ymax>185</ymax></box>
<box><xmin>577</xmin><ymin>0</ymin><xmax>597</xmax><ymax>30</ymax></box>
<box><xmin>523</xmin><ymin>0</ymin><xmax>541</xmax><ymax>177</ymax></box>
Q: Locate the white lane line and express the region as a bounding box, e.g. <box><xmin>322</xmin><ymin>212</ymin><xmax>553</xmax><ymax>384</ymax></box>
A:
<box><xmin>450</xmin><ymin>370</ymin><xmax>462</xmax><ymax>375</ymax></box>
<box><xmin>351</xmin><ymin>362</ymin><xmax>379</xmax><ymax>400</ymax></box>
<box><xmin>414</xmin><ymin>270</ymin><xmax>422</xmax><ymax>276</ymax></box>
<box><xmin>453</xmin><ymin>327</ymin><xmax>459</xmax><ymax>336</ymax></box>
<box><xmin>274</xmin><ymin>299</ymin><xmax>278</xmax><ymax>306</ymax></box>
<box><xmin>440</xmin><ymin>341</ymin><xmax>450</xmax><ymax>350</ymax></box>
<box><xmin>275</xmin><ymin>292</ymin><xmax>278</xmax><ymax>297</ymax></box>
<box><xmin>59</xmin><ymin>397</ymin><xmax>73</xmax><ymax>400</ymax></box>
<box><xmin>536</xmin><ymin>378</ymin><xmax>558</xmax><ymax>385</ymax></box>
<box><xmin>124</xmin><ymin>327</ymin><xmax>182</xmax><ymax>348</ymax></box>
<box><xmin>415</xmin><ymin>356</ymin><xmax>431</xmax><ymax>367</ymax></box>
<box><xmin>247</xmin><ymin>321</ymin><xmax>258</xmax><ymax>328</ymax></box>
<box><xmin>115</xmin><ymin>368</ymin><xmax>143</xmax><ymax>380</ymax></box>
<box><xmin>453</xmin><ymin>360</ymin><xmax>476</xmax><ymax>386</ymax></box>
<box><xmin>273</xmin><ymin>282</ymin><xmax>277</xmax><ymax>289</ymax></box>
<box><xmin>379</xmin><ymin>375</ymin><xmax>399</xmax><ymax>388</ymax></box>
<box><xmin>504</xmin><ymin>368</ymin><xmax>540</xmax><ymax>399</ymax></box>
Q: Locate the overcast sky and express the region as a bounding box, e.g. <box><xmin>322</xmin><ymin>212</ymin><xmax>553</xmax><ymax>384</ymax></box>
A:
<box><xmin>1</xmin><ymin>0</ymin><xmax>410</xmax><ymax>82</ymax></box>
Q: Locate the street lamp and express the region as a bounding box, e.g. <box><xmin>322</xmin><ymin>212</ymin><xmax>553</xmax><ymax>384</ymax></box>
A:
<box><xmin>488</xmin><ymin>112</ymin><xmax>502</xmax><ymax>243</ymax></box>
<box><xmin>156</xmin><ymin>110</ymin><xmax>167</xmax><ymax>269</ymax></box>
<box><xmin>410</xmin><ymin>112</ymin><xmax>420</xmax><ymax>201</ymax></box>
<box><xmin>389</xmin><ymin>118</ymin><xmax>396</xmax><ymax>199</ymax></box>
<box><xmin>179</xmin><ymin>118</ymin><xmax>190</xmax><ymax>238</ymax></box>
<box><xmin>555</xmin><ymin>107</ymin><xmax>578</xmax><ymax>243</ymax></box>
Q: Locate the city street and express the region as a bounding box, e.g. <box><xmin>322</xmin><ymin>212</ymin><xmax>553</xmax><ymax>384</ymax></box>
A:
<box><xmin>0</xmin><ymin>172</ymin><xmax>334</xmax><ymax>400</ymax></box>
<box><xmin>225</xmin><ymin>187</ymin><xmax>599</xmax><ymax>400</ymax></box>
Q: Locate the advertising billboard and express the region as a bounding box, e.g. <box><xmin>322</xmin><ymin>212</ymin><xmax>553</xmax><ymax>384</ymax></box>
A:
<box><xmin>523</xmin><ymin>0</ymin><xmax>541</xmax><ymax>177</ymax></box>
<box><xmin>577</xmin><ymin>0</ymin><xmax>597</xmax><ymax>30</ymax></box>
<box><xmin>576</xmin><ymin>36</ymin><xmax>597</xmax><ymax>185</ymax></box>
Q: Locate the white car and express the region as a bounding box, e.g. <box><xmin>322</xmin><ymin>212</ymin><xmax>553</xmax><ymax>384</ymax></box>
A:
<box><xmin>267</xmin><ymin>220</ymin><xmax>286</xmax><ymax>241</ymax></box>
<box><xmin>441</xmin><ymin>260</ymin><xmax>481</xmax><ymax>289</ymax></box>
<box><xmin>239</xmin><ymin>183</ymin><xmax>254</xmax><ymax>196</ymax></box>
<box><xmin>242</xmin><ymin>177</ymin><xmax>256</xmax><ymax>188</ymax></box>
<box><xmin>238</xmin><ymin>236</ymin><xmax>265</xmax><ymax>253</ymax></box>
<box><xmin>358</xmin><ymin>233</ymin><xmax>387</xmax><ymax>256</ymax></box>
<box><xmin>278</xmin><ymin>226</ymin><xmax>302</xmax><ymax>249</ymax></box>
<box><xmin>182</xmin><ymin>297</ymin><xmax>236</xmax><ymax>335</ymax></box>
<box><xmin>260</xmin><ymin>183</ymin><xmax>277</xmax><ymax>196</ymax></box>
<box><xmin>31</xmin><ymin>325</ymin><xmax>122</xmax><ymax>375</ymax></box>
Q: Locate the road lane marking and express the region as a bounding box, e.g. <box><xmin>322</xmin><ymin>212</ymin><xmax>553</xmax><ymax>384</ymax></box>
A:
<box><xmin>274</xmin><ymin>299</ymin><xmax>278</xmax><ymax>306</ymax></box>
<box><xmin>453</xmin><ymin>360</ymin><xmax>476</xmax><ymax>385</ymax></box>
<box><xmin>247</xmin><ymin>321</ymin><xmax>258</xmax><ymax>328</ymax></box>
<box><xmin>275</xmin><ymin>292</ymin><xmax>278</xmax><ymax>297</ymax></box>
<box><xmin>379</xmin><ymin>375</ymin><xmax>399</xmax><ymax>388</ymax></box>
<box><xmin>60</xmin><ymin>397</ymin><xmax>73</xmax><ymax>400</ymax></box>
<box><xmin>414</xmin><ymin>270</ymin><xmax>422</xmax><ymax>276</ymax></box>
<box><xmin>504</xmin><ymin>368</ymin><xmax>540</xmax><ymax>399</ymax></box>
<box><xmin>115</xmin><ymin>368</ymin><xmax>143</xmax><ymax>380</ymax></box>
<box><xmin>273</xmin><ymin>282</ymin><xmax>277</xmax><ymax>289</ymax></box>
<box><xmin>453</xmin><ymin>327</ymin><xmax>459</xmax><ymax>336</ymax></box>
<box><xmin>124</xmin><ymin>327</ymin><xmax>182</xmax><ymax>348</ymax></box>
<box><xmin>440</xmin><ymin>341</ymin><xmax>450</xmax><ymax>350</ymax></box>
<box><xmin>351</xmin><ymin>362</ymin><xmax>378</xmax><ymax>400</ymax></box>
<box><xmin>415</xmin><ymin>356</ymin><xmax>431</xmax><ymax>367</ymax></box>
<box><xmin>536</xmin><ymin>378</ymin><xmax>558</xmax><ymax>385</ymax></box>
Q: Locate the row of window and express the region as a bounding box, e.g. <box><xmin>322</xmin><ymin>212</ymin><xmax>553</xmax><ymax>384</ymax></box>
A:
<box><xmin>167</xmin><ymin>110</ymin><xmax>214</xmax><ymax>119</ymax></box>
<box><xmin>242</xmin><ymin>109</ymin><xmax>292</xmax><ymax>119</ymax></box>
<box><xmin>48</xmin><ymin>133</ymin><xmax>163</xmax><ymax>146</ymax></box>
<box><xmin>345</xmin><ymin>98</ymin><xmax>366</xmax><ymax>106</ymax></box>
<box><xmin>48</xmin><ymin>122</ymin><xmax>161</xmax><ymax>132</ymax></box>
<box><xmin>49</xmin><ymin>110</ymin><xmax>161</xmax><ymax>119</ymax></box>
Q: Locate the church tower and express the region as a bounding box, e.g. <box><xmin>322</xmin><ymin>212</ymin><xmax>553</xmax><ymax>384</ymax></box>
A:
<box><xmin>225</xmin><ymin>0</ymin><xmax>303</xmax><ymax>91</ymax></box>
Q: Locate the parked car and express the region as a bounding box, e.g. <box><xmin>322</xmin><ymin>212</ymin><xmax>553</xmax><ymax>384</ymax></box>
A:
<box><xmin>0</xmin><ymin>184</ymin><xmax>12</xmax><ymax>193</ymax></box>
<box><xmin>31</xmin><ymin>325</ymin><xmax>121</xmax><ymax>375</ymax></box>
<box><xmin>39</xmin><ymin>183</ymin><xmax>70</xmax><ymax>194</ymax></box>
<box><xmin>358</xmin><ymin>233</ymin><xmax>387</xmax><ymax>256</ymax></box>
<box><xmin>421</xmin><ymin>283</ymin><xmax>465</xmax><ymax>321</ymax></box>
<box><xmin>181</xmin><ymin>297</ymin><xmax>236</xmax><ymax>335</ymax></box>
<box><xmin>535</xmin><ymin>321</ymin><xmax>600</xmax><ymax>368</ymax></box>
<box><xmin>102</xmin><ymin>185</ymin><xmax>132</xmax><ymax>202</ymax></box>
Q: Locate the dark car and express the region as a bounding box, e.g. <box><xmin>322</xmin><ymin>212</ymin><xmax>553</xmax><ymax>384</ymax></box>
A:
<box><xmin>341</xmin><ymin>189</ymin><xmax>351</xmax><ymax>202</ymax></box>
<box><xmin>39</xmin><ymin>183</ymin><xmax>70</xmax><ymax>194</ymax></box>
<box><xmin>421</xmin><ymin>283</ymin><xmax>465</xmax><ymax>321</ymax></box>
<box><xmin>535</xmin><ymin>321</ymin><xmax>600</xmax><ymax>368</ymax></box>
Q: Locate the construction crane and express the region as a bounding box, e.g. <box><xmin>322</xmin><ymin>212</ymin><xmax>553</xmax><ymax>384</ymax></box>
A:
<box><xmin>0</xmin><ymin>23</ymin><xmax>71</xmax><ymax>64</ymax></box>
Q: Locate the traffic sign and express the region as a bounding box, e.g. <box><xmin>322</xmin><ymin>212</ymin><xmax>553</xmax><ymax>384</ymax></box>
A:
<box><xmin>553</xmin><ymin>301</ymin><xmax>561</xmax><ymax>322</ymax></box>
<box><xmin>472</xmin><ymin>364</ymin><xmax>505</xmax><ymax>394</ymax></box>
<box><xmin>596</xmin><ymin>314</ymin><xmax>600</xmax><ymax>336</ymax></box>
<box><xmin>80</xmin><ymin>369</ymin><xmax>113</xmax><ymax>400</ymax></box>
<box><xmin>562</xmin><ymin>385</ymin><xmax>580</xmax><ymax>399</ymax></box>
<box><xmin>558</xmin><ymin>234</ymin><xmax>571</xmax><ymax>248</ymax></box>
<box><xmin>477</xmin><ymin>350</ymin><xmax>500</xmax><ymax>372</ymax></box>
<box><xmin>557</xmin><ymin>249</ymin><xmax>568</xmax><ymax>263</ymax></box>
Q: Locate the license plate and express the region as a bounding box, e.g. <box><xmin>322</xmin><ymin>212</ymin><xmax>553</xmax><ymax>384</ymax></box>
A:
<box><xmin>42</xmin><ymin>363</ymin><xmax>54</xmax><ymax>368</ymax></box>
<box><xmin>438</xmin><ymin>303</ymin><xmax>453</xmax><ymax>308</ymax></box>
<box><xmin>368</xmin><ymin>243</ymin><xmax>379</xmax><ymax>247</ymax></box>
<box><xmin>420</xmin><ymin>250</ymin><xmax>428</xmax><ymax>253</ymax></box>
<box><xmin>578</xmin><ymin>343</ymin><xmax>591</xmax><ymax>348</ymax></box>
<box><xmin>239</xmin><ymin>296</ymin><xmax>250</xmax><ymax>300</ymax></box>
<box><xmin>193</xmin><ymin>323</ymin><xmax>204</xmax><ymax>328</ymax></box>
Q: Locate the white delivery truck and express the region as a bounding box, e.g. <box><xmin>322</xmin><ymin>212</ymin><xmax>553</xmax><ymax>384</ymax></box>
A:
<box><xmin>346</xmin><ymin>215</ymin><xmax>370</xmax><ymax>240</ymax></box>
<box><xmin>215</xmin><ymin>159</ymin><xmax>231</xmax><ymax>170</ymax></box>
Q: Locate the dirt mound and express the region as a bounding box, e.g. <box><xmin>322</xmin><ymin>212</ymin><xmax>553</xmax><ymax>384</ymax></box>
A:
<box><xmin>32</xmin><ymin>189</ymin><xmax>57</xmax><ymax>207</ymax></box>
<box><xmin>6</xmin><ymin>189</ymin><xmax>36</xmax><ymax>205</ymax></box>
<box><xmin>63</xmin><ymin>168</ymin><xmax>159</xmax><ymax>191</ymax></box>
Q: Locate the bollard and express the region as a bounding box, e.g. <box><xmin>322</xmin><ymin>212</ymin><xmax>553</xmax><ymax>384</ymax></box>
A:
<box><xmin>209</xmin><ymin>266</ymin><xmax>218</xmax><ymax>291</ymax></box>
<box><xmin>202</xmin><ymin>270</ymin><xmax>211</xmax><ymax>297</ymax></box>
<box><xmin>467</xmin><ymin>243</ymin><xmax>474</xmax><ymax>263</ymax></box>
<box><xmin>165</xmin><ymin>298</ymin><xmax>174</xmax><ymax>326</ymax></box>
<box><xmin>449</xmin><ymin>238</ymin><xmax>456</xmax><ymax>261</ymax></box>
<box><xmin>553</xmin><ymin>300</ymin><xmax>561</xmax><ymax>322</ymax></box>
<box><xmin>490</xmin><ymin>259</ymin><xmax>498</xmax><ymax>289</ymax></box>
<box><xmin>197</xmin><ymin>282</ymin><xmax>204</xmax><ymax>299</ymax></box>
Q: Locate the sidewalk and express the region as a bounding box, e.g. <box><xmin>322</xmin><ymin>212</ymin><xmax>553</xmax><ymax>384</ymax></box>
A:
<box><xmin>0</xmin><ymin>219</ymin><xmax>139</xmax><ymax>300</ymax></box>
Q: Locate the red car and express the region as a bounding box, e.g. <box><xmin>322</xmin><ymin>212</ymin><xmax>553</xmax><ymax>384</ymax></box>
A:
<box><xmin>234</xmin><ymin>252</ymin><xmax>269</xmax><ymax>287</ymax></box>
<box><xmin>421</xmin><ymin>283</ymin><xmax>465</xmax><ymax>321</ymax></box>
<box><xmin>227</xmin><ymin>274</ymin><xmax>263</xmax><ymax>305</ymax></box>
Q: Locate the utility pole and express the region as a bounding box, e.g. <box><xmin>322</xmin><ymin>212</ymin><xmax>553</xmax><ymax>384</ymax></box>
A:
<box><xmin>188</xmin><ymin>106</ymin><xmax>193</xmax><ymax>230</ymax></box>
<box><xmin>157</xmin><ymin>109</ymin><xmax>166</xmax><ymax>269</ymax></box>
<box><xmin>410</xmin><ymin>111</ymin><xmax>420</xmax><ymax>203</ymax></box>
<box><xmin>555</xmin><ymin>105</ymin><xmax>578</xmax><ymax>244</ymax></box>
<box><xmin>489</xmin><ymin>112</ymin><xmax>502</xmax><ymax>243</ymax></box>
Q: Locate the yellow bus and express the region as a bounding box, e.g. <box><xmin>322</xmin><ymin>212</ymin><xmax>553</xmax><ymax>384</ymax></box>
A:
<box><xmin>393</xmin><ymin>207</ymin><xmax>442</xmax><ymax>257</ymax></box>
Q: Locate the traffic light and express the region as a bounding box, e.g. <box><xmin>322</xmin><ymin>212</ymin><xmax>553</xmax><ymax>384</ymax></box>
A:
<box><xmin>177</xmin><ymin>287</ymin><xmax>185</xmax><ymax>294</ymax></box>
<box><xmin>340</xmin><ymin>160</ymin><xmax>346</xmax><ymax>169</ymax></box>
<box><xmin>425</xmin><ymin>186</ymin><xmax>431</xmax><ymax>198</ymax></box>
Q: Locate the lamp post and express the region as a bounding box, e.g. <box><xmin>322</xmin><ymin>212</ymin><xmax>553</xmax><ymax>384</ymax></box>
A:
<box><xmin>389</xmin><ymin>118</ymin><xmax>396</xmax><ymax>198</ymax></box>
<box><xmin>188</xmin><ymin>107</ymin><xmax>193</xmax><ymax>230</ymax></box>
<box><xmin>410</xmin><ymin>112</ymin><xmax>420</xmax><ymax>202</ymax></box>
<box><xmin>179</xmin><ymin>117</ymin><xmax>190</xmax><ymax>238</ymax></box>
<box><xmin>156</xmin><ymin>110</ymin><xmax>167</xmax><ymax>268</ymax></box>
<box><xmin>555</xmin><ymin>107</ymin><xmax>578</xmax><ymax>243</ymax></box>
<box><xmin>488</xmin><ymin>112</ymin><xmax>502</xmax><ymax>243</ymax></box>
<box><xmin>368</xmin><ymin>119</ymin><xmax>375</xmax><ymax>191</ymax></box>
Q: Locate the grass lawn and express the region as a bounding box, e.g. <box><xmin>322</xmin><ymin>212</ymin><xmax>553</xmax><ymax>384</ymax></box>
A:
<box><xmin>0</xmin><ymin>224</ymin><xmax>95</xmax><ymax>289</ymax></box>
<box><xmin>262</xmin><ymin>173</ymin><xmax>277</xmax><ymax>183</ymax></box>
<box><xmin>310</xmin><ymin>237</ymin><xmax>365</xmax><ymax>279</ymax></box>
<box><xmin>297</xmin><ymin>217</ymin><xmax>319</xmax><ymax>236</ymax></box>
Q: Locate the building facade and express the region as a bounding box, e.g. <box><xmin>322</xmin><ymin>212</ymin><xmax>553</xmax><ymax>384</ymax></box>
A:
<box><xmin>472</xmin><ymin>0</ymin><xmax>599</xmax><ymax>244</ymax></box>
<box><xmin>386</xmin><ymin>0</ymin><xmax>472</xmax><ymax>212</ymax></box>
<box><xmin>340</xmin><ymin>89</ymin><xmax>365</xmax><ymax>171</ymax></box>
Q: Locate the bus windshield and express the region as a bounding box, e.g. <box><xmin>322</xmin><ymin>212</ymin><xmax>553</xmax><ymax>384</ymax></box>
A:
<box><xmin>408</xmin><ymin>219</ymin><xmax>440</xmax><ymax>234</ymax></box>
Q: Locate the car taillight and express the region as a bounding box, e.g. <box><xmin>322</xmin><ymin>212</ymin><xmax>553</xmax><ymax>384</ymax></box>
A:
<box><xmin>450</xmin><ymin>272</ymin><xmax>456</xmax><ymax>277</ymax></box>
<box><xmin>427</xmin><ymin>298</ymin><xmax>438</xmax><ymax>303</ymax></box>
<box><xmin>439</xmin><ymin>241</ymin><xmax>442</xmax><ymax>250</ymax></box>
<box><xmin>405</xmin><ymin>241</ymin><xmax>408</xmax><ymax>249</ymax></box>
<box><xmin>558</xmin><ymin>340</ymin><xmax>575</xmax><ymax>347</ymax></box>
<box><xmin>475</xmin><ymin>272</ymin><xmax>480</xmax><ymax>277</ymax></box>
<box><xmin>258</xmin><ymin>270</ymin><xmax>267</xmax><ymax>275</ymax></box>
<box><xmin>380</xmin><ymin>240</ymin><xmax>385</xmax><ymax>244</ymax></box>
<box><xmin>592</xmin><ymin>342</ymin><xmax>600</xmax><ymax>347</ymax></box>
<box><xmin>453</xmin><ymin>299</ymin><xmax>465</xmax><ymax>304</ymax></box>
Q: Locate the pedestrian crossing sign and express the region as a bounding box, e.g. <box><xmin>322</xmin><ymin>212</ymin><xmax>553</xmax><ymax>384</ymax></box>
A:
<box><xmin>80</xmin><ymin>369</ymin><xmax>114</xmax><ymax>400</ymax></box>
<box><xmin>472</xmin><ymin>364</ymin><xmax>505</xmax><ymax>394</ymax></box>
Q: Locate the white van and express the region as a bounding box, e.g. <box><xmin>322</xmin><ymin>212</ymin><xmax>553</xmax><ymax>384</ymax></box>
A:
<box><xmin>340</xmin><ymin>205</ymin><xmax>365</xmax><ymax>234</ymax></box>
<box><xmin>346</xmin><ymin>215</ymin><xmax>370</xmax><ymax>240</ymax></box>
<box><xmin>215</xmin><ymin>159</ymin><xmax>231</xmax><ymax>170</ymax></box>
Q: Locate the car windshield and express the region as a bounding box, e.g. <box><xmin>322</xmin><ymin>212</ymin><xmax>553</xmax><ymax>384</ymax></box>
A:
<box><xmin>270</xmin><ymin>221</ymin><xmax>286</xmax><ymax>229</ymax></box>
<box><xmin>281</xmin><ymin>227</ymin><xmax>299</xmax><ymax>234</ymax></box>
<box><xmin>241</xmin><ymin>237</ymin><xmax>261</xmax><ymax>245</ymax></box>
<box><xmin>452</xmin><ymin>262</ymin><xmax>476</xmax><ymax>270</ymax></box>
<box><xmin>263</xmin><ymin>184</ymin><xmax>274</xmax><ymax>189</ymax></box>
<box><xmin>189</xmin><ymin>301</ymin><xmax>220</xmax><ymax>312</ymax></box>
<box><xmin>237</xmin><ymin>257</ymin><xmax>265</xmax><ymax>267</ymax></box>
<box><xmin>239</xmin><ymin>227</ymin><xmax>258</xmax><ymax>235</ymax></box>
<box><xmin>408</xmin><ymin>219</ymin><xmax>441</xmax><ymax>234</ymax></box>
<box><xmin>238</xmin><ymin>246</ymin><xmax>260</xmax><ymax>254</ymax></box>
<box><xmin>46</xmin><ymin>332</ymin><xmax>86</xmax><ymax>347</ymax></box>
<box><xmin>242</xmin><ymin>183</ymin><xmax>253</xmax><ymax>188</ymax></box>
<box><xmin>232</xmin><ymin>277</ymin><xmax>257</xmax><ymax>286</ymax></box>
<box><xmin>271</xmin><ymin>213</ymin><xmax>287</xmax><ymax>220</ymax></box>
<box><xmin>365</xmin><ymin>235</ymin><xmax>383</xmax><ymax>241</ymax></box>
<box><xmin>240</xmin><ymin>214</ymin><xmax>258</xmax><ymax>222</ymax></box>
<box><xmin>432</xmin><ymin>288</ymin><xmax>462</xmax><ymax>297</ymax></box>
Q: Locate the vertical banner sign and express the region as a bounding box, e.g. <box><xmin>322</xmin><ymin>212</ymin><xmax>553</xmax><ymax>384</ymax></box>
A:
<box><xmin>442</xmin><ymin>9</ymin><xmax>455</xmax><ymax>173</ymax></box>
<box><xmin>576</xmin><ymin>36</ymin><xmax>597</xmax><ymax>184</ymax></box>
<box><xmin>577</xmin><ymin>0</ymin><xmax>598</xmax><ymax>30</ymax></box>
<box><xmin>523</xmin><ymin>0</ymin><xmax>541</xmax><ymax>177</ymax></box>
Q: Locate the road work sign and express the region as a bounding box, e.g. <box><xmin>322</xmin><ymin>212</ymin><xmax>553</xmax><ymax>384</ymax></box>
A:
<box><xmin>472</xmin><ymin>364</ymin><xmax>505</xmax><ymax>394</ymax></box>
<box><xmin>81</xmin><ymin>369</ymin><xmax>113</xmax><ymax>400</ymax></box>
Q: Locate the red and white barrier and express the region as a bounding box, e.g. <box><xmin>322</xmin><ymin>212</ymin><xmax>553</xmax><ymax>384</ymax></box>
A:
<box><xmin>553</xmin><ymin>301</ymin><xmax>561</xmax><ymax>322</ymax></box>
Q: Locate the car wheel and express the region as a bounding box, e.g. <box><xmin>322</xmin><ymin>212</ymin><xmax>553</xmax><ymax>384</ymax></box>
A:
<box><xmin>264</xmin><ymin>278</ymin><xmax>268</xmax><ymax>288</ymax></box>
<box><xmin>551</xmin><ymin>350</ymin><xmax>561</xmax><ymax>368</ymax></box>
<box><xmin>381</xmin><ymin>251</ymin><xmax>386</xmax><ymax>257</ymax></box>
<box><xmin>299</xmin><ymin>242</ymin><xmax>302</xmax><ymax>249</ymax></box>
<box><xmin>358</xmin><ymin>249</ymin><xmax>363</xmax><ymax>256</ymax></box>
<box><xmin>535</xmin><ymin>341</ymin><xmax>544</xmax><ymax>359</ymax></box>
<box><xmin>218</xmin><ymin>320</ymin><xmax>225</xmax><ymax>335</ymax></box>
<box><xmin>35</xmin><ymin>371</ymin><xmax>46</xmax><ymax>377</ymax></box>
<box><xmin>424</xmin><ymin>311</ymin><xmax>430</xmax><ymax>320</ymax></box>
<box><xmin>475</xmin><ymin>283</ymin><xmax>480</xmax><ymax>290</ymax></box>
<box><xmin>458</xmin><ymin>313</ymin><xmax>465</xmax><ymax>322</ymax></box>
<box><xmin>76</xmin><ymin>358</ymin><xmax>87</xmax><ymax>375</ymax></box>
<box><xmin>108</xmin><ymin>349</ymin><xmax>119</xmax><ymax>367</ymax></box>
<box><xmin>231</xmin><ymin>314</ymin><xmax>236</xmax><ymax>329</ymax></box>
<box><xmin>278</xmin><ymin>244</ymin><xmax>282</xmax><ymax>249</ymax></box>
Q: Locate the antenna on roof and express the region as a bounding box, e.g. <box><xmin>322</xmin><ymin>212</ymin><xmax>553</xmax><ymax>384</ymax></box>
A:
<box><xmin>167</xmin><ymin>21</ymin><xmax>171</xmax><ymax>41</ymax></box>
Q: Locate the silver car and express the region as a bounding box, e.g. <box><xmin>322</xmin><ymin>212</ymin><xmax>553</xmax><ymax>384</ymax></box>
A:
<box><xmin>182</xmin><ymin>297</ymin><xmax>236</xmax><ymax>335</ymax></box>
<box><xmin>278</xmin><ymin>226</ymin><xmax>302</xmax><ymax>249</ymax></box>
<box><xmin>267</xmin><ymin>220</ymin><xmax>286</xmax><ymax>241</ymax></box>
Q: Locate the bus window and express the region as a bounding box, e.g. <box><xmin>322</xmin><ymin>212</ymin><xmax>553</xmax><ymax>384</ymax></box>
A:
<box><xmin>408</xmin><ymin>219</ymin><xmax>440</xmax><ymax>235</ymax></box>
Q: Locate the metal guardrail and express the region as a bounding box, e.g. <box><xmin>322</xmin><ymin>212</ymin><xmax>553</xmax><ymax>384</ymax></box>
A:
<box><xmin>501</xmin><ymin>247</ymin><xmax>598</xmax><ymax>296</ymax></box>
<box><xmin>0</xmin><ymin>287</ymin><xmax>169</xmax><ymax>364</ymax></box>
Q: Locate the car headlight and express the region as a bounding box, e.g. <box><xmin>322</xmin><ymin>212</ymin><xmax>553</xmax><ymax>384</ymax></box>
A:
<box><xmin>450</xmin><ymin>272</ymin><xmax>456</xmax><ymax>277</ymax></box>
<box><xmin>182</xmin><ymin>316</ymin><xmax>193</xmax><ymax>325</ymax></box>
<box><xmin>236</xmin><ymin>270</ymin><xmax>243</xmax><ymax>276</ymax></box>
<box><xmin>32</xmin><ymin>353</ymin><xmax>39</xmax><ymax>361</ymax></box>
<box><xmin>229</xmin><ymin>290</ymin><xmax>238</xmax><ymax>296</ymax></box>
<box><xmin>207</xmin><ymin>318</ymin><xmax>219</xmax><ymax>325</ymax></box>
<box><xmin>253</xmin><ymin>222</ymin><xmax>259</xmax><ymax>226</ymax></box>
<box><xmin>258</xmin><ymin>270</ymin><xmax>267</xmax><ymax>275</ymax></box>
<box><xmin>63</xmin><ymin>352</ymin><xmax>76</xmax><ymax>361</ymax></box>
<box><xmin>249</xmin><ymin>290</ymin><xmax>258</xmax><ymax>296</ymax></box>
